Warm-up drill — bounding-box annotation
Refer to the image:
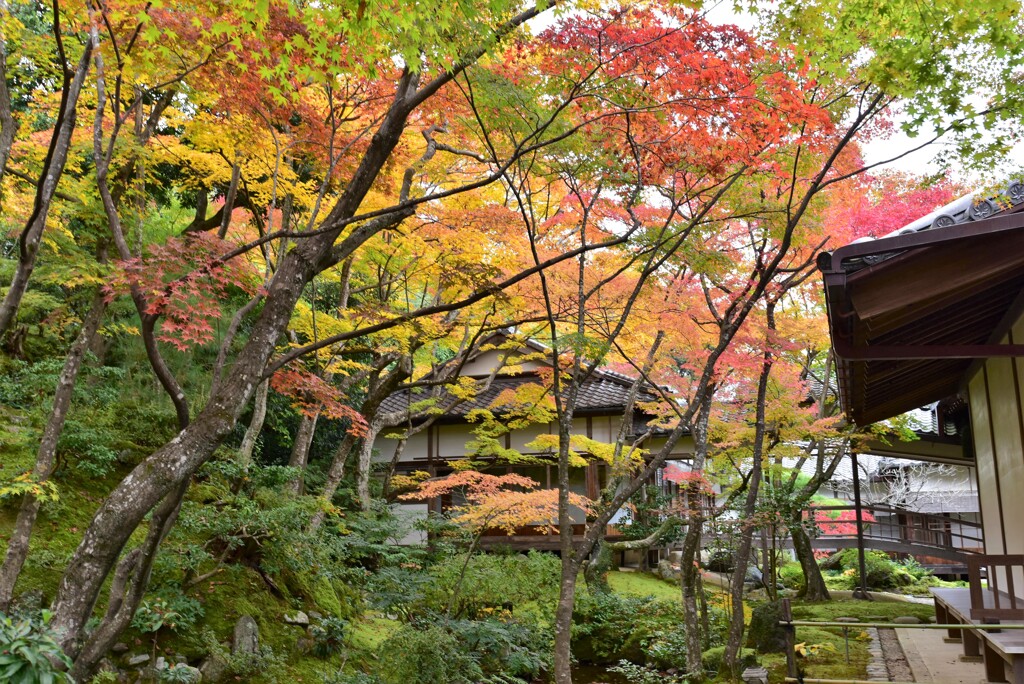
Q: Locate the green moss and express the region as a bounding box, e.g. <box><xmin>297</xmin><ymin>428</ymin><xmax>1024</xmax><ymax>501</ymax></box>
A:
<box><xmin>606</xmin><ymin>571</ymin><xmax>680</xmax><ymax>601</ymax></box>
<box><xmin>789</xmin><ymin>597</ymin><xmax>934</xmax><ymax>622</ymax></box>
<box><xmin>349</xmin><ymin>615</ymin><xmax>401</xmax><ymax>650</ymax></box>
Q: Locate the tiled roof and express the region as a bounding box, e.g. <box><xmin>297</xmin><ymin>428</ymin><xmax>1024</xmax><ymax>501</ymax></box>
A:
<box><xmin>379</xmin><ymin>369</ymin><xmax>660</xmax><ymax>420</ymax></box>
<box><xmin>837</xmin><ymin>179</ymin><xmax>1024</xmax><ymax>273</ymax></box>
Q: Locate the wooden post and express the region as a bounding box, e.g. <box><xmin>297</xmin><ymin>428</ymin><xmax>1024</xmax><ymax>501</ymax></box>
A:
<box><xmin>851</xmin><ymin>452</ymin><xmax>871</xmax><ymax>600</ymax></box>
<box><xmin>782</xmin><ymin>597</ymin><xmax>798</xmax><ymax>678</ymax></box>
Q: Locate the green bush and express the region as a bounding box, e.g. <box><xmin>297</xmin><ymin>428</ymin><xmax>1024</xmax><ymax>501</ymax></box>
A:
<box><xmin>420</xmin><ymin>551</ymin><xmax>560</xmax><ymax>618</ymax></box>
<box><xmin>310</xmin><ymin>616</ymin><xmax>347</xmax><ymax>658</ymax></box>
<box><xmin>376</xmin><ymin>616</ymin><xmax>550</xmax><ymax>684</ymax></box>
<box><xmin>834</xmin><ymin>549</ymin><xmax>911</xmax><ymax>590</ymax></box>
<box><xmin>608</xmin><ymin>660</ymin><xmax>689</xmax><ymax>684</ymax></box>
<box><xmin>701</xmin><ymin>645</ymin><xmax>756</xmax><ymax>674</ymax></box>
<box><xmin>377</xmin><ymin>623</ymin><xmax>482</xmax><ymax>684</ymax></box>
<box><xmin>779</xmin><ymin>562</ymin><xmax>804</xmax><ymax>592</ymax></box>
<box><xmin>747</xmin><ymin>601</ymin><xmax>788</xmax><ymax>653</ymax></box>
<box><xmin>572</xmin><ymin>590</ymin><xmax>685</xmax><ymax>665</ymax></box>
<box><xmin>0</xmin><ymin>610</ymin><xmax>72</xmax><ymax>684</ymax></box>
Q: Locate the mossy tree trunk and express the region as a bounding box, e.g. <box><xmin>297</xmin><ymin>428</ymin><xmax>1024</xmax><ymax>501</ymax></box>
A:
<box><xmin>790</xmin><ymin>520</ymin><xmax>831</xmax><ymax>601</ymax></box>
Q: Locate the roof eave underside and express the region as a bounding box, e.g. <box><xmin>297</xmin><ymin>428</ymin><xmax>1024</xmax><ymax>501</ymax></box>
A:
<box><xmin>822</xmin><ymin>210</ymin><xmax>1024</xmax><ymax>427</ymax></box>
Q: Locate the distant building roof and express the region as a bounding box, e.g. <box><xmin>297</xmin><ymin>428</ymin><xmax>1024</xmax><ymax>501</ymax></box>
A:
<box><xmin>379</xmin><ymin>368</ymin><xmax>660</xmax><ymax>420</ymax></box>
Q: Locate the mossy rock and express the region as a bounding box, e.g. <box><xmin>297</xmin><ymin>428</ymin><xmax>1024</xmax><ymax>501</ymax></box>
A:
<box><xmin>747</xmin><ymin>601</ymin><xmax>788</xmax><ymax>653</ymax></box>
<box><xmin>702</xmin><ymin>646</ymin><xmax>757</xmax><ymax>673</ymax></box>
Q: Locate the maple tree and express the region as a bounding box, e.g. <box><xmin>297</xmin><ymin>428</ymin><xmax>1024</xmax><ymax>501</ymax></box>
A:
<box><xmin>0</xmin><ymin>0</ymin><xmax>1021</xmax><ymax>678</ymax></box>
<box><xmin>401</xmin><ymin>470</ymin><xmax>591</xmax><ymax>616</ymax></box>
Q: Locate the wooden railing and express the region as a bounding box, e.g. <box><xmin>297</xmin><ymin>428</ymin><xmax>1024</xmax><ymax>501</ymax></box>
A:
<box><xmin>968</xmin><ymin>554</ymin><xmax>1024</xmax><ymax>621</ymax></box>
<box><xmin>807</xmin><ymin>504</ymin><xmax>984</xmax><ymax>554</ymax></box>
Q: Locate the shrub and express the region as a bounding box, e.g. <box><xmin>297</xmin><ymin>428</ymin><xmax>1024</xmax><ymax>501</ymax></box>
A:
<box><xmin>157</xmin><ymin>663</ymin><xmax>201</xmax><ymax>683</ymax></box>
<box><xmin>834</xmin><ymin>549</ymin><xmax>911</xmax><ymax>590</ymax></box>
<box><xmin>572</xmin><ymin>590</ymin><xmax>686</xmax><ymax>665</ymax></box>
<box><xmin>443</xmin><ymin>616</ymin><xmax>551</xmax><ymax>680</ymax></box>
<box><xmin>0</xmin><ymin>610</ymin><xmax>72</xmax><ymax>684</ymax></box>
<box><xmin>377</xmin><ymin>615</ymin><xmax>549</xmax><ymax>684</ymax></box>
<box><xmin>199</xmin><ymin>629</ymin><xmax>287</xmax><ymax>681</ymax></box>
<box><xmin>310</xmin><ymin>616</ymin><xmax>348</xmax><ymax>658</ymax></box>
<box><xmin>377</xmin><ymin>623</ymin><xmax>483</xmax><ymax>684</ymax></box>
<box><xmin>420</xmin><ymin>551</ymin><xmax>560</xmax><ymax>618</ymax></box>
<box><xmin>779</xmin><ymin>562</ymin><xmax>804</xmax><ymax>592</ymax></box>
<box><xmin>642</xmin><ymin>625</ymin><xmax>689</xmax><ymax>670</ymax></box>
<box><xmin>701</xmin><ymin>645</ymin><xmax>756</xmax><ymax>674</ymax></box>
<box><xmin>608</xmin><ymin>660</ymin><xmax>689</xmax><ymax>684</ymax></box>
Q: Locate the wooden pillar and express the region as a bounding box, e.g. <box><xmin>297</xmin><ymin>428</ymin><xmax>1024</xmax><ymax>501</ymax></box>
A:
<box><xmin>781</xmin><ymin>598</ymin><xmax>798</xmax><ymax>679</ymax></box>
<box><xmin>852</xmin><ymin>452</ymin><xmax>871</xmax><ymax>600</ymax></box>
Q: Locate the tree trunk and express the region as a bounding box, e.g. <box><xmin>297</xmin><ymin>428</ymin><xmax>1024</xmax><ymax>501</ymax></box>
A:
<box><xmin>49</xmin><ymin>70</ymin><xmax>425</xmax><ymax>650</ymax></box>
<box><xmin>723</xmin><ymin>305</ymin><xmax>776</xmax><ymax>675</ymax></box>
<box><xmin>217</xmin><ymin>161</ymin><xmax>241</xmax><ymax>239</ymax></box>
<box><xmin>790</xmin><ymin>520</ymin><xmax>831</xmax><ymax>601</ymax></box>
<box><xmin>0</xmin><ymin>0</ymin><xmax>16</xmax><ymax>190</ymax></box>
<box><xmin>286</xmin><ymin>413</ymin><xmax>318</xmax><ymax>495</ymax></box>
<box><xmin>553</xmin><ymin>554</ymin><xmax>580</xmax><ymax>684</ymax></box>
<box><xmin>0</xmin><ymin>39</ymin><xmax>93</xmax><ymax>337</ymax></box>
<box><xmin>69</xmin><ymin>480</ymin><xmax>190</xmax><ymax>679</ymax></box>
<box><xmin>381</xmin><ymin>436</ymin><xmax>409</xmax><ymax>498</ymax></box>
<box><xmin>680</xmin><ymin>520</ymin><xmax>704</xmax><ymax>673</ymax></box>
<box><xmin>355</xmin><ymin>422</ymin><xmax>381</xmax><ymax>511</ymax></box>
<box><xmin>680</xmin><ymin>394</ymin><xmax>712</xmax><ymax>675</ymax></box>
<box><xmin>0</xmin><ymin>290</ymin><xmax>106</xmax><ymax>610</ymax></box>
<box><xmin>583</xmin><ymin>539</ymin><xmax>612</xmax><ymax>593</ymax></box>
<box><xmin>238</xmin><ymin>380</ymin><xmax>269</xmax><ymax>468</ymax></box>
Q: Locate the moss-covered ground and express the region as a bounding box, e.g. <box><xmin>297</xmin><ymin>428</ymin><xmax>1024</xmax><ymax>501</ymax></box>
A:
<box><xmin>758</xmin><ymin>597</ymin><xmax>936</xmax><ymax>683</ymax></box>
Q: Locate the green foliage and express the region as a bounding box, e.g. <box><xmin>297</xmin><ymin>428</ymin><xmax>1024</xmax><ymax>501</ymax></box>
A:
<box><xmin>419</xmin><ymin>551</ymin><xmax>561</xmax><ymax>619</ymax></box>
<box><xmin>131</xmin><ymin>598</ymin><xmax>183</xmax><ymax>634</ymax></box>
<box><xmin>828</xmin><ymin>549</ymin><xmax>913</xmax><ymax>590</ymax></box>
<box><xmin>701</xmin><ymin>645</ymin><xmax>756</xmax><ymax>674</ymax></box>
<box><xmin>442</xmin><ymin>616</ymin><xmax>551</xmax><ymax>680</ymax></box>
<box><xmin>376</xmin><ymin>623</ymin><xmax>483</xmax><ymax>684</ymax></box>
<box><xmin>364</xmin><ymin>567</ymin><xmax>429</xmax><ymax>619</ymax></box>
<box><xmin>156</xmin><ymin>663</ymin><xmax>201</xmax><ymax>683</ymax></box>
<box><xmin>0</xmin><ymin>473</ymin><xmax>60</xmax><ymax>504</ymax></box>
<box><xmin>309</xmin><ymin>616</ymin><xmax>347</xmax><ymax>658</ymax></box>
<box><xmin>619</xmin><ymin>485</ymin><xmax>682</xmax><ymax>544</ymax></box>
<box><xmin>779</xmin><ymin>561</ymin><xmax>805</xmax><ymax>591</ymax></box>
<box><xmin>746</xmin><ymin>601</ymin><xmax>788</xmax><ymax>653</ymax></box>
<box><xmin>131</xmin><ymin>588</ymin><xmax>203</xmax><ymax>635</ymax></box>
<box><xmin>607</xmin><ymin>660</ymin><xmax>690</xmax><ymax>684</ymax></box>
<box><xmin>325</xmin><ymin>673</ymin><xmax>384</xmax><ymax>684</ymax></box>
<box><xmin>376</xmin><ymin>615</ymin><xmax>549</xmax><ymax>684</ymax></box>
<box><xmin>572</xmin><ymin>590</ymin><xmax>693</xmax><ymax>665</ymax></box>
<box><xmin>200</xmin><ymin>629</ymin><xmax>288</xmax><ymax>681</ymax></box>
<box><xmin>642</xmin><ymin>624</ymin><xmax>690</xmax><ymax>670</ymax></box>
<box><xmin>0</xmin><ymin>611</ymin><xmax>72</xmax><ymax>684</ymax></box>
<box><xmin>87</xmin><ymin>672</ymin><xmax>118</xmax><ymax>684</ymax></box>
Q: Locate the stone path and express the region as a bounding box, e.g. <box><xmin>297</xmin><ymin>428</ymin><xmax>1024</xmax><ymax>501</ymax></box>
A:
<box><xmin>878</xmin><ymin>628</ymin><xmax>915</xmax><ymax>681</ymax></box>
<box><xmin>866</xmin><ymin>627</ymin><xmax>889</xmax><ymax>681</ymax></box>
<box><xmin>896</xmin><ymin>627</ymin><xmax>987</xmax><ymax>683</ymax></box>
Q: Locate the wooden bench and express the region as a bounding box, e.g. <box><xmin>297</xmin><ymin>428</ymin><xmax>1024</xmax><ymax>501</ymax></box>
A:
<box><xmin>968</xmin><ymin>555</ymin><xmax>1024</xmax><ymax>683</ymax></box>
<box><xmin>933</xmin><ymin>555</ymin><xmax>1024</xmax><ymax>683</ymax></box>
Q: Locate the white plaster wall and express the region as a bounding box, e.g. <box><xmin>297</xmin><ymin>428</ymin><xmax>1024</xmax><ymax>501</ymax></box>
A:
<box><xmin>458</xmin><ymin>348</ymin><xmax>546</xmax><ymax>377</ymax></box>
<box><xmin>509</xmin><ymin>423</ymin><xmax>553</xmax><ymax>453</ymax></box>
<box><xmin>969</xmin><ymin>370</ymin><xmax>1005</xmax><ymax>554</ymax></box>
<box><xmin>970</xmin><ymin>318</ymin><xmax>1024</xmax><ymax>598</ymax></box>
<box><xmin>393</xmin><ymin>502</ymin><xmax>429</xmax><ymax>545</ymax></box>
<box><xmin>437</xmin><ymin>424</ymin><xmax>477</xmax><ymax>458</ymax></box>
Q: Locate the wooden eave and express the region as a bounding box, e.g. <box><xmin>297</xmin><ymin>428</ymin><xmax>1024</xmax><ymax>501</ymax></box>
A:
<box><xmin>819</xmin><ymin>209</ymin><xmax>1024</xmax><ymax>427</ymax></box>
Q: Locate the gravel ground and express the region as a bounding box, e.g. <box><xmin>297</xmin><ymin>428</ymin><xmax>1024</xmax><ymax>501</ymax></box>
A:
<box><xmin>878</xmin><ymin>627</ymin><xmax>916</xmax><ymax>681</ymax></box>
